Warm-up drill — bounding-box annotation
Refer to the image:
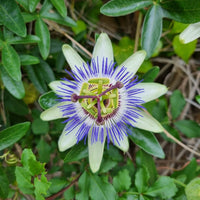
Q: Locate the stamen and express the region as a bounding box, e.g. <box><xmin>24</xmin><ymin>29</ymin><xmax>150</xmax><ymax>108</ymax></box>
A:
<box><xmin>96</xmin><ymin>97</ymin><xmax>105</xmax><ymax>125</ymax></box>
<box><xmin>71</xmin><ymin>93</ymin><xmax>97</xmax><ymax>102</ymax></box>
<box><xmin>99</xmin><ymin>81</ymin><xmax>123</xmax><ymax>97</ymax></box>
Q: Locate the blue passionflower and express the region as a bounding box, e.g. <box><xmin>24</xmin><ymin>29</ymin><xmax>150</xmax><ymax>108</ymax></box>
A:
<box><xmin>40</xmin><ymin>33</ymin><xmax>167</xmax><ymax>172</ymax></box>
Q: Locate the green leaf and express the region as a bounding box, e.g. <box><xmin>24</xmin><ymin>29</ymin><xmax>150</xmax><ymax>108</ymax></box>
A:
<box><xmin>22</xmin><ymin>12</ymin><xmax>37</xmax><ymax>23</ymax></box>
<box><xmin>142</xmin><ymin>67</ymin><xmax>160</xmax><ymax>82</ymax></box>
<box><xmin>64</xmin><ymin>142</ymin><xmax>88</xmax><ymax>163</ymax></box>
<box><xmin>196</xmin><ymin>95</ymin><xmax>200</xmax><ymax>104</ymax></box>
<box><xmin>34</xmin><ymin>173</ymin><xmax>51</xmax><ymax>200</ymax></box>
<box><xmin>129</xmin><ymin>127</ymin><xmax>165</xmax><ymax>159</ymax></box>
<box><xmin>113</xmin><ymin>169</ymin><xmax>131</xmax><ymax>192</ymax></box>
<box><xmin>15</xmin><ymin>166</ymin><xmax>34</xmax><ymax>194</ymax></box>
<box><xmin>185</xmin><ymin>178</ymin><xmax>200</xmax><ymax>200</ymax></box>
<box><xmin>145</xmin><ymin>176</ymin><xmax>177</xmax><ymax>198</ymax></box>
<box><xmin>20</xmin><ymin>55</ymin><xmax>40</xmax><ymax>65</ymax></box>
<box><xmin>0</xmin><ymin>167</ymin><xmax>9</xmax><ymax>199</ymax></box>
<box><xmin>24</xmin><ymin>65</ymin><xmax>48</xmax><ymax>93</ymax></box>
<box><xmin>29</xmin><ymin>0</ymin><xmax>40</xmax><ymax>12</ymax></box>
<box><xmin>99</xmin><ymin>159</ymin><xmax>117</xmax><ymax>173</ymax></box>
<box><xmin>135</xmin><ymin>168</ymin><xmax>149</xmax><ymax>193</ymax></box>
<box><xmin>113</xmin><ymin>36</ymin><xmax>134</xmax><ymax>65</ymax></box>
<box><xmin>0</xmin><ymin>122</ymin><xmax>30</xmax><ymax>151</ymax></box>
<box><xmin>16</xmin><ymin>0</ymin><xmax>29</xmax><ymax>10</ymax></box>
<box><xmin>2</xmin><ymin>43</ymin><xmax>21</xmax><ymax>81</ymax></box>
<box><xmin>39</xmin><ymin>60</ymin><xmax>55</xmax><ymax>83</ymax></box>
<box><xmin>100</xmin><ymin>0</ymin><xmax>153</xmax><ymax>16</ymax></box>
<box><xmin>141</xmin><ymin>4</ymin><xmax>163</xmax><ymax>58</ymax></box>
<box><xmin>136</xmin><ymin>150</ymin><xmax>157</xmax><ymax>185</ymax></box>
<box><xmin>0</xmin><ymin>65</ymin><xmax>25</xmax><ymax>99</ymax></box>
<box><xmin>72</xmin><ymin>20</ymin><xmax>87</xmax><ymax>35</ymax></box>
<box><xmin>50</xmin><ymin>0</ymin><xmax>67</xmax><ymax>17</ymax></box>
<box><xmin>7</xmin><ymin>35</ymin><xmax>40</xmax><ymax>44</ymax></box>
<box><xmin>48</xmin><ymin>178</ymin><xmax>67</xmax><ymax>194</ymax></box>
<box><xmin>172</xmin><ymin>35</ymin><xmax>197</xmax><ymax>62</ymax></box>
<box><xmin>76</xmin><ymin>171</ymin><xmax>90</xmax><ymax>200</ymax></box>
<box><xmin>35</xmin><ymin>18</ymin><xmax>50</xmax><ymax>60</ymax></box>
<box><xmin>4</xmin><ymin>92</ymin><xmax>29</xmax><ymax>115</ymax></box>
<box><xmin>39</xmin><ymin>91</ymin><xmax>58</xmax><ymax>110</ymax></box>
<box><xmin>0</xmin><ymin>0</ymin><xmax>26</xmax><ymax>37</ymax></box>
<box><xmin>170</xmin><ymin>90</ymin><xmax>186</xmax><ymax>119</ymax></box>
<box><xmin>29</xmin><ymin>159</ymin><xmax>46</xmax><ymax>176</ymax></box>
<box><xmin>41</xmin><ymin>12</ymin><xmax>76</xmax><ymax>27</ymax></box>
<box><xmin>161</xmin><ymin>0</ymin><xmax>200</xmax><ymax>23</ymax></box>
<box><xmin>37</xmin><ymin>139</ymin><xmax>51</xmax><ymax>163</ymax></box>
<box><xmin>21</xmin><ymin>149</ymin><xmax>46</xmax><ymax>176</ymax></box>
<box><xmin>175</xmin><ymin>120</ymin><xmax>200</xmax><ymax>138</ymax></box>
<box><xmin>171</xmin><ymin>21</ymin><xmax>189</xmax><ymax>34</ymax></box>
<box><xmin>21</xmin><ymin>149</ymin><xmax>36</xmax><ymax>169</ymax></box>
<box><xmin>138</xmin><ymin>60</ymin><xmax>153</xmax><ymax>73</ymax></box>
<box><xmin>89</xmin><ymin>174</ymin><xmax>116</xmax><ymax>200</ymax></box>
<box><xmin>32</xmin><ymin>118</ymin><xmax>49</xmax><ymax>135</ymax></box>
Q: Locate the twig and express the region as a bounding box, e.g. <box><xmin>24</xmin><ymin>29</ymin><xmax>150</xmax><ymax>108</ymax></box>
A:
<box><xmin>162</xmin><ymin>128</ymin><xmax>200</xmax><ymax>157</ymax></box>
<box><xmin>45</xmin><ymin>173</ymin><xmax>82</xmax><ymax>200</ymax></box>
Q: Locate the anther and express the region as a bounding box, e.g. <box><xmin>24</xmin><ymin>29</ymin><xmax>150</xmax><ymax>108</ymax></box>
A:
<box><xmin>71</xmin><ymin>93</ymin><xmax>78</xmax><ymax>102</ymax></box>
<box><xmin>116</xmin><ymin>81</ymin><xmax>124</xmax><ymax>89</ymax></box>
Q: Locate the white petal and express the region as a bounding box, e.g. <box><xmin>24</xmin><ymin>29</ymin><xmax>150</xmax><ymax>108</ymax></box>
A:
<box><xmin>92</xmin><ymin>33</ymin><xmax>113</xmax><ymax>73</ymax></box>
<box><xmin>180</xmin><ymin>22</ymin><xmax>200</xmax><ymax>44</ymax></box>
<box><xmin>133</xmin><ymin>83</ymin><xmax>167</xmax><ymax>103</ymax></box>
<box><xmin>58</xmin><ymin>123</ymin><xmax>79</xmax><ymax>152</ymax></box>
<box><xmin>40</xmin><ymin>102</ymin><xmax>67</xmax><ymax>121</ymax></box>
<box><xmin>130</xmin><ymin>110</ymin><xmax>164</xmax><ymax>133</ymax></box>
<box><xmin>62</xmin><ymin>44</ymin><xmax>87</xmax><ymax>73</ymax></box>
<box><xmin>117</xmin><ymin>50</ymin><xmax>146</xmax><ymax>75</ymax></box>
<box><xmin>112</xmin><ymin>135</ymin><xmax>129</xmax><ymax>152</ymax></box>
<box><xmin>49</xmin><ymin>80</ymin><xmax>76</xmax><ymax>96</ymax></box>
<box><xmin>88</xmin><ymin>127</ymin><xmax>106</xmax><ymax>173</ymax></box>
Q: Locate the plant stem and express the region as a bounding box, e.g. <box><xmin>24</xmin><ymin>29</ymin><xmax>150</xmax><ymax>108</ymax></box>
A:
<box><xmin>173</xmin><ymin>178</ymin><xmax>187</xmax><ymax>188</ymax></box>
<box><xmin>134</xmin><ymin>12</ymin><xmax>143</xmax><ymax>53</ymax></box>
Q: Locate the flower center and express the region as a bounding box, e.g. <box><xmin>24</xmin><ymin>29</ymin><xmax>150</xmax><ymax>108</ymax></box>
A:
<box><xmin>71</xmin><ymin>78</ymin><xmax>123</xmax><ymax>125</ymax></box>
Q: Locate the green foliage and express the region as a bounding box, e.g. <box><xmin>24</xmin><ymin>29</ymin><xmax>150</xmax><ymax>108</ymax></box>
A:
<box><xmin>172</xmin><ymin>35</ymin><xmax>197</xmax><ymax>62</ymax></box>
<box><xmin>129</xmin><ymin>127</ymin><xmax>165</xmax><ymax>158</ymax></box>
<box><xmin>0</xmin><ymin>0</ymin><xmax>199</xmax><ymax>199</ymax></box>
<box><xmin>170</xmin><ymin>90</ymin><xmax>186</xmax><ymax>119</ymax></box>
<box><xmin>0</xmin><ymin>122</ymin><xmax>30</xmax><ymax>151</ymax></box>
<box><xmin>175</xmin><ymin>120</ymin><xmax>200</xmax><ymax>138</ymax></box>
<box><xmin>185</xmin><ymin>178</ymin><xmax>200</xmax><ymax>200</ymax></box>
<box><xmin>141</xmin><ymin>4</ymin><xmax>163</xmax><ymax>58</ymax></box>
<box><xmin>100</xmin><ymin>0</ymin><xmax>153</xmax><ymax>17</ymax></box>
<box><xmin>101</xmin><ymin>0</ymin><xmax>200</xmax><ymax>57</ymax></box>
<box><xmin>15</xmin><ymin>149</ymin><xmax>51</xmax><ymax>199</ymax></box>
<box><xmin>113</xmin><ymin>36</ymin><xmax>134</xmax><ymax>65</ymax></box>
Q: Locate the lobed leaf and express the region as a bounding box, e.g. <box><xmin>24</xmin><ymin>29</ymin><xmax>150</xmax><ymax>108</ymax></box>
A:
<box><xmin>145</xmin><ymin>176</ymin><xmax>178</xmax><ymax>198</ymax></box>
<box><xmin>89</xmin><ymin>174</ymin><xmax>116</xmax><ymax>200</ymax></box>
